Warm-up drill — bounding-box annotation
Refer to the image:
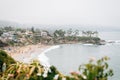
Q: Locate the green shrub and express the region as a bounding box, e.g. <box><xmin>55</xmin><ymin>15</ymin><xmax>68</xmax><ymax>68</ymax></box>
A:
<box><xmin>1</xmin><ymin>60</ymin><xmax>65</xmax><ymax>80</ymax></box>
<box><xmin>69</xmin><ymin>56</ymin><xmax>113</xmax><ymax>80</ymax></box>
<box><xmin>0</xmin><ymin>50</ymin><xmax>15</xmax><ymax>72</ymax></box>
<box><xmin>0</xmin><ymin>56</ymin><xmax>113</xmax><ymax>80</ymax></box>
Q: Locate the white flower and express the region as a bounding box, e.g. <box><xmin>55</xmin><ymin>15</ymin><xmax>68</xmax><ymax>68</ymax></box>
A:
<box><xmin>37</xmin><ymin>73</ymin><xmax>41</xmax><ymax>76</ymax></box>
<box><xmin>42</xmin><ymin>71</ymin><xmax>48</xmax><ymax>78</ymax></box>
<box><xmin>48</xmin><ymin>68</ymin><xmax>51</xmax><ymax>73</ymax></box>
<box><xmin>81</xmin><ymin>74</ymin><xmax>87</xmax><ymax>79</ymax></box>
<box><xmin>43</xmin><ymin>73</ymin><xmax>47</xmax><ymax>78</ymax></box>
<box><xmin>54</xmin><ymin>74</ymin><xmax>59</xmax><ymax>80</ymax></box>
<box><xmin>89</xmin><ymin>57</ymin><xmax>96</xmax><ymax>61</ymax></box>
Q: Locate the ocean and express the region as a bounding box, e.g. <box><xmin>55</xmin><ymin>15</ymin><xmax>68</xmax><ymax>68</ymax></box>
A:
<box><xmin>45</xmin><ymin>31</ymin><xmax>120</xmax><ymax>80</ymax></box>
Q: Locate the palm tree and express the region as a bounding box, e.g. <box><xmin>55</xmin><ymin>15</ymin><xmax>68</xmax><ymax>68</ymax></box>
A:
<box><xmin>74</xmin><ymin>29</ymin><xmax>79</xmax><ymax>36</ymax></box>
<box><xmin>67</xmin><ymin>28</ymin><xmax>72</xmax><ymax>36</ymax></box>
<box><xmin>94</xmin><ymin>31</ymin><xmax>98</xmax><ymax>37</ymax></box>
<box><xmin>54</xmin><ymin>29</ymin><xmax>65</xmax><ymax>38</ymax></box>
<box><xmin>82</xmin><ymin>31</ymin><xmax>86</xmax><ymax>36</ymax></box>
<box><xmin>86</xmin><ymin>31</ymin><xmax>91</xmax><ymax>37</ymax></box>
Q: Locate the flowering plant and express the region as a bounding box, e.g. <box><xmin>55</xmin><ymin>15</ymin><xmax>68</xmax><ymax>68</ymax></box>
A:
<box><xmin>1</xmin><ymin>56</ymin><xmax>113</xmax><ymax>80</ymax></box>
<box><xmin>67</xmin><ymin>56</ymin><xmax>113</xmax><ymax>80</ymax></box>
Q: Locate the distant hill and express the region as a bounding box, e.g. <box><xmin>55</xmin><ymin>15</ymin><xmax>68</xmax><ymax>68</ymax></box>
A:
<box><xmin>0</xmin><ymin>20</ymin><xmax>120</xmax><ymax>32</ymax></box>
<box><xmin>0</xmin><ymin>20</ymin><xmax>22</xmax><ymax>27</ymax></box>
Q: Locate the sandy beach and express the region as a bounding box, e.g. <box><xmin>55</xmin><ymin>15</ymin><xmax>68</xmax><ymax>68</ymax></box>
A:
<box><xmin>4</xmin><ymin>44</ymin><xmax>51</xmax><ymax>63</ymax></box>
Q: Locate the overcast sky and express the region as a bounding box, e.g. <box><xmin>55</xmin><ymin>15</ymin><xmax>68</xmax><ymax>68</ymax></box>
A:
<box><xmin>0</xmin><ymin>0</ymin><xmax>120</xmax><ymax>27</ymax></box>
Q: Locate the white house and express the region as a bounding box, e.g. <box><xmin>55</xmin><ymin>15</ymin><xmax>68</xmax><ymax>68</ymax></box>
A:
<box><xmin>41</xmin><ymin>31</ymin><xmax>48</xmax><ymax>37</ymax></box>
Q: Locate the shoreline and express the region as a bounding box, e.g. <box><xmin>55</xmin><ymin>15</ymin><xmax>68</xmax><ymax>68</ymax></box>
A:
<box><xmin>4</xmin><ymin>44</ymin><xmax>52</xmax><ymax>63</ymax></box>
<box><xmin>3</xmin><ymin>41</ymin><xmax>120</xmax><ymax>65</ymax></box>
<box><xmin>3</xmin><ymin>42</ymin><xmax>101</xmax><ymax>63</ymax></box>
<box><xmin>3</xmin><ymin>40</ymin><xmax>113</xmax><ymax>64</ymax></box>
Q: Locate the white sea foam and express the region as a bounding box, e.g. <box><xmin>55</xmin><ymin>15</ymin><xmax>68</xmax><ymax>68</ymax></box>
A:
<box><xmin>41</xmin><ymin>45</ymin><xmax>60</xmax><ymax>54</ymax></box>
<box><xmin>106</xmin><ymin>40</ymin><xmax>120</xmax><ymax>43</ymax></box>
<box><xmin>105</xmin><ymin>40</ymin><xmax>120</xmax><ymax>45</ymax></box>
<box><xmin>37</xmin><ymin>45</ymin><xmax>60</xmax><ymax>67</ymax></box>
<box><xmin>115</xmin><ymin>40</ymin><xmax>120</xmax><ymax>43</ymax></box>
<box><xmin>83</xmin><ymin>44</ymin><xmax>94</xmax><ymax>46</ymax></box>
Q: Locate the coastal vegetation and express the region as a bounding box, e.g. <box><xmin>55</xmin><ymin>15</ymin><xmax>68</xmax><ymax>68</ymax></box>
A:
<box><xmin>0</xmin><ymin>50</ymin><xmax>15</xmax><ymax>74</ymax></box>
<box><xmin>0</xmin><ymin>50</ymin><xmax>113</xmax><ymax>80</ymax></box>
<box><xmin>0</xmin><ymin>26</ymin><xmax>103</xmax><ymax>47</ymax></box>
<box><xmin>0</xmin><ymin>40</ymin><xmax>8</xmax><ymax>47</ymax></box>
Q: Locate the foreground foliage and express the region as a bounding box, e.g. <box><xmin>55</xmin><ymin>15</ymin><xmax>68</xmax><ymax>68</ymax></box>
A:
<box><xmin>1</xmin><ymin>60</ymin><xmax>65</xmax><ymax>80</ymax></box>
<box><xmin>0</xmin><ymin>55</ymin><xmax>113</xmax><ymax>80</ymax></box>
<box><xmin>69</xmin><ymin>56</ymin><xmax>113</xmax><ymax>80</ymax></box>
<box><xmin>0</xmin><ymin>50</ymin><xmax>15</xmax><ymax>73</ymax></box>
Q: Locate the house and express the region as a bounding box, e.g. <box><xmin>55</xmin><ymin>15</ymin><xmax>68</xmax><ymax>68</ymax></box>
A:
<box><xmin>1</xmin><ymin>31</ymin><xmax>19</xmax><ymax>42</ymax></box>
<box><xmin>41</xmin><ymin>31</ymin><xmax>48</xmax><ymax>37</ymax></box>
<box><xmin>24</xmin><ymin>30</ymin><xmax>33</xmax><ymax>38</ymax></box>
<box><xmin>25</xmin><ymin>30</ymin><xmax>33</xmax><ymax>35</ymax></box>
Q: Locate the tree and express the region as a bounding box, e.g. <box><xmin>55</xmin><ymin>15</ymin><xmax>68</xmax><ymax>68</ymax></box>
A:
<box><xmin>74</xmin><ymin>29</ymin><xmax>79</xmax><ymax>36</ymax></box>
<box><xmin>0</xmin><ymin>40</ymin><xmax>8</xmax><ymax>47</ymax></box>
<box><xmin>82</xmin><ymin>31</ymin><xmax>96</xmax><ymax>37</ymax></box>
<box><xmin>86</xmin><ymin>31</ymin><xmax>93</xmax><ymax>37</ymax></box>
<box><xmin>54</xmin><ymin>29</ymin><xmax>65</xmax><ymax>38</ymax></box>
<box><xmin>94</xmin><ymin>31</ymin><xmax>98</xmax><ymax>37</ymax></box>
<box><xmin>67</xmin><ymin>28</ymin><xmax>72</xmax><ymax>36</ymax></box>
<box><xmin>0</xmin><ymin>30</ymin><xmax>3</xmax><ymax>36</ymax></box>
<box><xmin>35</xmin><ymin>28</ymin><xmax>41</xmax><ymax>33</ymax></box>
<box><xmin>4</xmin><ymin>26</ymin><xmax>13</xmax><ymax>31</ymax></box>
<box><xmin>82</xmin><ymin>31</ymin><xmax>86</xmax><ymax>36</ymax></box>
<box><xmin>31</xmin><ymin>27</ymin><xmax>35</xmax><ymax>33</ymax></box>
<box><xmin>0</xmin><ymin>50</ymin><xmax>15</xmax><ymax>72</ymax></box>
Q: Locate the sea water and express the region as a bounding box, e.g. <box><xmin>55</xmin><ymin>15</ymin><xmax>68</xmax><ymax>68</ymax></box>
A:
<box><xmin>45</xmin><ymin>31</ymin><xmax>120</xmax><ymax>80</ymax></box>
